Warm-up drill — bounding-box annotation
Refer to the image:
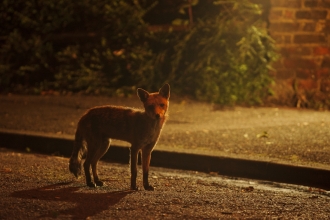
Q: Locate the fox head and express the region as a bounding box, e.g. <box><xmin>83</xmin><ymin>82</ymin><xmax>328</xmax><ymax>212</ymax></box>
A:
<box><xmin>137</xmin><ymin>84</ymin><xmax>170</xmax><ymax>120</ymax></box>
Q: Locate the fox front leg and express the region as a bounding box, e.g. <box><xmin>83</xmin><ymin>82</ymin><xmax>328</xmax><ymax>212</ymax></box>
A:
<box><xmin>142</xmin><ymin>148</ymin><xmax>154</xmax><ymax>191</ymax></box>
<box><xmin>130</xmin><ymin>147</ymin><xmax>139</xmax><ymax>190</ymax></box>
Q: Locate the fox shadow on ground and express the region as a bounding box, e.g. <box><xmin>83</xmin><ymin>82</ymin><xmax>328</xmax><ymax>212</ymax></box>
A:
<box><xmin>11</xmin><ymin>181</ymin><xmax>133</xmax><ymax>219</ymax></box>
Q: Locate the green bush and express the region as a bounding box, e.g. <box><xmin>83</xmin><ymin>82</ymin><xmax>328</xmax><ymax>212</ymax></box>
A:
<box><xmin>0</xmin><ymin>0</ymin><xmax>278</xmax><ymax>106</ymax></box>
<box><xmin>0</xmin><ymin>0</ymin><xmax>154</xmax><ymax>94</ymax></box>
<box><xmin>167</xmin><ymin>0</ymin><xmax>278</xmax><ymax>105</ymax></box>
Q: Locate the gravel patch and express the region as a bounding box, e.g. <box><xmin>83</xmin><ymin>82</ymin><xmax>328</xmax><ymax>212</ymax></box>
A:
<box><xmin>1</xmin><ymin>148</ymin><xmax>330</xmax><ymax>219</ymax></box>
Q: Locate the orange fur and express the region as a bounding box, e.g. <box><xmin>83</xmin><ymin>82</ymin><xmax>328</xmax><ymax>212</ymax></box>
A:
<box><xmin>69</xmin><ymin>84</ymin><xmax>170</xmax><ymax>190</ymax></box>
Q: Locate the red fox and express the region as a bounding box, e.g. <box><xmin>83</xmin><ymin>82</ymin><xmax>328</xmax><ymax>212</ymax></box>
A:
<box><xmin>69</xmin><ymin>84</ymin><xmax>170</xmax><ymax>190</ymax></box>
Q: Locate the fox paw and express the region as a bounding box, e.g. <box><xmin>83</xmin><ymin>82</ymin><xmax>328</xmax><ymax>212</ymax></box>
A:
<box><xmin>95</xmin><ymin>180</ymin><xmax>104</xmax><ymax>187</ymax></box>
<box><xmin>87</xmin><ymin>182</ymin><xmax>96</xmax><ymax>188</ymax></box>
<box><xmin>144</xmin><ymin>185</ymin><xmax>154</xmax><ymax>191</ymax></box>
<box><xmin>131</xmin><ymin>186</ymin><xmax>139</xmax><ymax>191</ymax></box>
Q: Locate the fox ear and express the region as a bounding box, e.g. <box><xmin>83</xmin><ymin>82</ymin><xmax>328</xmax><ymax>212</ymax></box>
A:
<box><xmin>159</xmin><ymin>83</ymin><xmax>170</xmax><ymax>99</ymax></box>
<box><xmin>137</xmin><ymin>88</ymin><xmax>149</xmax><ymax>102</ymax></box>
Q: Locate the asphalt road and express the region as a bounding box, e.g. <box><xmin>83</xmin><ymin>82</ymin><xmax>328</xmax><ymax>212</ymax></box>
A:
<box><xmin>0</xmin><ymin>94</ymin><xmax>330</xmax><ymax>168</ymax></box>
<box><xmin>1</xmin><ymin>148</ymin><xmax>330</xmax><ymax>219</ymax></box>
<box><xmin>1</xmin><ymin>94</ymin><xmax>330</xmax><ymax>189</ymax></box>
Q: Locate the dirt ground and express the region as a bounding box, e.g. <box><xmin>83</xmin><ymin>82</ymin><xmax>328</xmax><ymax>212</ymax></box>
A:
<box><xmin>1</xmin><ymin>148</ymin><xmax>330</xmax><ymax>219</ymax></box>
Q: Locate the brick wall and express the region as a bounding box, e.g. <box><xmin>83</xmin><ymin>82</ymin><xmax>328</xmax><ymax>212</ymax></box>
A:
<box><xmin>269</xmin><ymin>0</ymin><xmax>330</xmax><ymax>108</ymax></box>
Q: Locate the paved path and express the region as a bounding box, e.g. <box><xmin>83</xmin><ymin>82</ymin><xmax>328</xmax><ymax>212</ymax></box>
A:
<box><xmin>0</xmin><ymin>94</ymin><xmax>330</xmax><ymax>189</ymax></box>
<box><xmin>1</xmin><ymin>94</ymin><xmax>329</xmax><ymax>166</ymax></box>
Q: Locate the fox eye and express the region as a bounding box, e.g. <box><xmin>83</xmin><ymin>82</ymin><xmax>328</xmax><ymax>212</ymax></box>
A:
<box><xmin>159</xmin><ymin>103</ymin><xmax>165</xmax><ymax>108</ymax></box>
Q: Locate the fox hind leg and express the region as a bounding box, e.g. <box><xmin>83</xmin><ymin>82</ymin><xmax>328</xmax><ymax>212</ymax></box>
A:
<box><xmin>83</xmin><ymin>135</ymin><xmax>99</xmax><ymax>187</ymax></box>
<box><xmin>91</xmin><ymin>137</ymin><xmax>110</xmax><ymax>187</ymax></box>
<box><xmin>83</xmin><ymin>146</ymin><xmax>96</xmax><ymax>187</ymax></box>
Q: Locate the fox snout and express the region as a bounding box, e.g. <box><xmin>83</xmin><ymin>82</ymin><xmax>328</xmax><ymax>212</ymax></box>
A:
<box><xmin>145</xmin><ymin>104</ymin><xmax>166</xmax><ymax>120</ymax></box>
<box><xmin>152</xmin><ymin>108</ymin><xmax>165</xmax><ymax>120</ymax></box>
<box><xmin>149</xmin><ymin>112</ymin><xmax>162</xmax><ymax>120</ymax></box>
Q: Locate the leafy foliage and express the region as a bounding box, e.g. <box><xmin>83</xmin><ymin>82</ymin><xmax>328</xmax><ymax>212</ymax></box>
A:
<box><xmin>0</xmin><ymin>0</ymin><xmax>278</xmax><ymax>106</ymax></box>
<box><xmin>167</xmin><ymin>0</ymin><xmax>278</xmax><ymax>105</ymax></box>
<box><xmin>0</xmin><ymin>0</ymin><xmax>154</xmax><ymax>94</ymax></box>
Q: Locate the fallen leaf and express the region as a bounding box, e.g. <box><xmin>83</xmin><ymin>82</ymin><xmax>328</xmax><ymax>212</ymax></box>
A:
<box><xmin>242</xmin><ymin>186</ymin><xmax>254</xmax><ymax>192</ymax></box>
<box><xmin>1</xmin><ymin>168</ymin><xmax>12</xmax><ymax>173</ymax></box>
<box><xmin>257</xmin><ymin>131</ymin><xmax>268</xmax><ymax>138</ymax></box>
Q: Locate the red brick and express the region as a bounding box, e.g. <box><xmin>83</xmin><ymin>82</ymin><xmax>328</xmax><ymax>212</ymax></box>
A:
<box><xmin>283</xmin><ymin>58</ymin><xmax>317</xmax><ymax>69</ymax></box>
<box><xmin>319</xmin><ymin>1</ymin><xmax>330</xmax><ymax>7</ymax></box>
<box><xmin>271</xmin><ymin>0</ymin><xmax>302</xmax><ymax>8</ymax></box>
<box><xmin>271</xmin><ymin>34</ymin><xmax>292</xmax><ymax>44</ymax></box>
<box><xmin>283</xmin><ymin>10</ymin><xmax>296</xmax><ymax>19</ymax></box>
<box><xmin>271</xmin><ymin>34</ymin><xmax>283</xmax><ymax>43</ymax></box>
<box><xmin>302</xmin><ymin>22</ymin><xmax>316</xmax><ymax>32</ymax></box>
<box><xmin>297</xmin><ymin>79</ymin><xmax>318</xmax><ymax>90</ymax></box>
<box><xmin>321</xmin><ymin>57</ymin><xmax>330</xmax><ymax>68</ymax></box>
<box><xmin>270</xmin><ymin>22</ymin><xmax>300</xmax><ymax>32</ymax></box>
<box><xmin>284</xmin><ymin>35</ymin><xmax>292</xmax><ymax>43</ymax></box>
<box><xmin>272</xmin><ymin>60</ymin><xmax>284</xmax><ymax>69</ymax></box>
<box><xmin>274</xmin><ymin>69</ymin><xmax>296</xmax><ymax>79</ymax></box>
<box><xmin>316</xmin><ymin>68</ymin><xmax>330</xmax><ymax>78</ymax></box>
<box><xmin>269</xmin><ymin>10</ymin><xmax>283</xmax><ymax>20</ymax></box>
<box><xmin>313</xmin><ymin>47</ymin><xmax>330</xmax><ymax>55</ymax></box>
<box><xmin>304</xmin><ymin>0</ymin><xmax>318</xmax><ymax>7</ymax></box>
<box><xmin>280</xmin><ymin>46</ymin><xmax>312</xmax><ymax>56</ymax></box>
<box><xmin>296</xmin><ymin>69</ymin><xmax>313</xmax><ymax>79</ymax></box>
<box><xmin>296</xmin><ymin>10</ymin><xmax>328</xmax><ymax>20</ymax></box>
<box><xmin>269</xmin><ymin>70</ymin><xmax>277</xmax><ymax>77</ymax></box>
<box><xmin>294</xmin><ymin>34</ymin><xmax>326</xmax><ymax>44</ymax></box>
<box><xmin>324</xmin><ymin>20</ymin><xmax>330</xmax><ymax>33</ymax></box>
<box><xmin>301</xmin><ymin>68</ymin><xmax>330</xmax><ymax>80</ymax></box>
<box><xmin>321</xmin><ymin>80</ymin><xmax>330</xmax><ymax>92</ymax></box>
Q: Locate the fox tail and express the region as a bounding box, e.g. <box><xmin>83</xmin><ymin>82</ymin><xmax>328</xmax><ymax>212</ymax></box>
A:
<box><xmin>69</xmin><ymin>125</ymin><xmax>86</xmax><ymax>178</ymax></box>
